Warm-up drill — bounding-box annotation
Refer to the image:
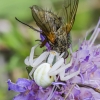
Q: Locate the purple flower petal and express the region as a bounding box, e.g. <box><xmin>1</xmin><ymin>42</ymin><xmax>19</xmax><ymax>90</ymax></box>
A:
<box><xmin>38</xmin><ymin>87</ymin><xmax>52</xmax><ymax>100</ymax></box>
<box><xmin>71</xmin><ymin>76</ymin><xmax>82</xmax><ymax>83</ymax></box>
<box><xmin>51</xmin><ymin>94</ymin><xmax>64</xmax><ymax>100</ymax></box>
<box><xmin>16</xmin><ymin>78</ymin><xmax>33</xmax><ymax>87</ymax></box>
<box><xmin>7</xmin><ymin>79</ymin><xmax>27</xmax><ymax>92</ymax></box>
<box><xmin>40</xmin><ymin>34</ymin><xmax>51</xmax><ymax>50</ymax></box>
<box><xmin>79</xmin><ymin>88</ymin><xmax>93</xmax><ymax>100</ymax></box>
<box><xmin>13</xmin><ymin>93</ymin><xmax>30</xmax><ymax>100</ymax></box>
<box><xmin>84</xmin><ymin>55</ymin><xmax>89</xmax><ymax>62</ymax></box>
<box><xmin>77</xmin><ymin>50</ymin><xmax>89</xmax><ymax>62</ymax></box>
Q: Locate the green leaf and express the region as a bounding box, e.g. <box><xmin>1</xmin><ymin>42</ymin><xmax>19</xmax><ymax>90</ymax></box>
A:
<box><xmin>26</xmin><ymin>66</ymin><xmax>33</xmax><ymax>79</ymax></box>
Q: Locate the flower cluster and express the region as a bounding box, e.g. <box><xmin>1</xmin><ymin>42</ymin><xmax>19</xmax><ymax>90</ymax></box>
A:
<box><xmin>7</xmin><ymin>20</ymin><xmax>100</xmax><ymax>100</ymax></box>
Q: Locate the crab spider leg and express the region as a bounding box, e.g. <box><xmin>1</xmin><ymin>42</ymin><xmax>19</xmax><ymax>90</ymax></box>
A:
<box><xmin>31</xmin><ymin>51</ymin><xmax>50</xmax><ymax>67</ymax></box>
<box><xmin>24</xmin><ymin>44</ymin><xmax>39</xmax><ymax>66</ymax></box>
<box><xmin>29</xmin><ymin>44</ymin><xmax>39</xmax><ymax>66</ymax></box>
<box><xmin>48</xmin><ymin>58</ymin><xmax>73</xmax><ymax>76</ymax></box>
<box><xmin>24</xmin><ymin>56</ymin><xmax>30</xmax><ymax>66</ymax></box>
<box><xmin>47</xmin><ymin>51</ymin><xmax>58</xmax><ymax>66</ymax></box>
<box><xmin>25</xmin><ymin>45</ymin><xmax>49</xmax><ymax>68</ymax></box>
<box><xmin>29</xmin><ymin>67</ymin><xmax>36</xmax><ymax>79</ymax></box>
<box><xmin>48</xmin><ymin>58</ymin><xmax>64</xmax><ymax>74</ymax></box>
<box><xmin>57</xmin><ymin>52</ymin><xmax>64</xmax><ymax>60</ymax></box>
<box><xmin>59</xmin><ymin>68</ymin><xmax>80</xmax><ymax>81</ymax></box>
<box><xmin>25</xmin><ymin>57</ymin><xmax>37</xmax><ymax>66</ymax></box>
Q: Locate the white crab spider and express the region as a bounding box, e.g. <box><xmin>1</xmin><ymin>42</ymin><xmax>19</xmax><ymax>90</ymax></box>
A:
<box><xmin>24</xmin><ymin>44</ymin><xmax>80</xmax><ymax>85</ymax></box>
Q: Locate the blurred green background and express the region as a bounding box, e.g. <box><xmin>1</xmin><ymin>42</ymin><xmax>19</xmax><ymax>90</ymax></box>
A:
<box><xmin>0</xmin><ymin>0</ymin><xmax>100</xmax><ymax>100</ymax></box>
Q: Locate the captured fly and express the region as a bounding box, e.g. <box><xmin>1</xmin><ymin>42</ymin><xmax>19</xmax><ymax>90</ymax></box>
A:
<box><xmin>15</xmin><ymin>0</ymin><xmax>79</xmax><ymax>56</ymax></box>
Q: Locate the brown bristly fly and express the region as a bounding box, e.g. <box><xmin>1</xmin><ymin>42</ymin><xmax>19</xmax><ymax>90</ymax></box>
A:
<box><xmin>15</xmin><ymin>0</ymin><xmax>79</xmax><ymax>57</ymax></box>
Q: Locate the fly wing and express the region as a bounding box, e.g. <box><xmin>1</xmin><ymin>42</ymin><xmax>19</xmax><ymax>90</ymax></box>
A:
<box><xmin>62</xmin><ymin>0</ymin><xmax>79</xmax><ymax>33</ymax></box>
<box><xmin>31</xmin><ymin>5</ymin><xmax>62</xmax><ymax>43</ymax></box>
<box><xmin>31</xmin><ymin>5</ymin><xmax>49</xmax><ymax>33</ymax></box>
<box><xmin>31</xmin><ymin>5</ymin><xmax>62</xmax><ymax>33</ymax></box>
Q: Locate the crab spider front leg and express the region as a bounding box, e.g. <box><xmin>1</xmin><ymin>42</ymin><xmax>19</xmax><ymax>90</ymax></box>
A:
<box><xmin>48</xmin><ymin>58</ymin><xmax>73</xmax><ymax>76</ymax></box>
<box><xmin>59</xmin><ymin>67</ymin><xmax>80</xmax><ymax>81</ymax></box>
<box><xmin>24</xmin><ymin>45</ymin><xmax>50</xmax><ymax>78</ymax></box>
<box><xmin>24</xmin><ymin>44</ymin><xmax>38</xmax><ymax>66</ymax></box>
<box><xmin>48</xmin><ymin>58</ymin><xmax>64</xmax><ymax>74</ymax></box>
